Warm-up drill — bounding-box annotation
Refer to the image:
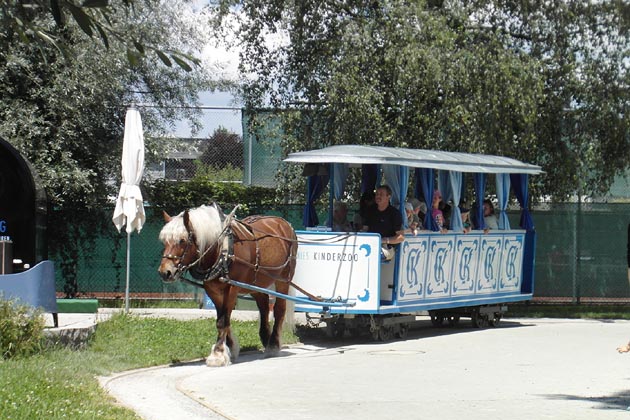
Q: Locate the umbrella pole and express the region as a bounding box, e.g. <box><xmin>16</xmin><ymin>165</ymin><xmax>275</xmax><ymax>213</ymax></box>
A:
<box><xmin>125</xmin><ymin>231</ymin><xmax>131</xmax><ymax>313</ymax></box>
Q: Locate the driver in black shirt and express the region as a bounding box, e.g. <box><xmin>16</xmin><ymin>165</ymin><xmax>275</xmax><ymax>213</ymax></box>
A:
<box><xmin>364</xmin><ymin>185</ymin><xmax>405</xmax><ymax>260</ymax></box>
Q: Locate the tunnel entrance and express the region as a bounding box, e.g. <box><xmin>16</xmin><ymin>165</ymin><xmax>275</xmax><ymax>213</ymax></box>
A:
<box><xmin>0</xmin><ymin>137</ymin><xmax>47</xmax><ymax>272</ymax></box>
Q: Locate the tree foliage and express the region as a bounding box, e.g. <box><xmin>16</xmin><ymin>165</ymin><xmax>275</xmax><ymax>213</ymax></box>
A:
<box><xmin>0</xmin><ymin>0</ymin><xmax>218</xmax><ymax>295</ymax></box>
<box><xmin>211</xmin><ymin>0</ymin><xmax>630</xmax><ymax>200</ymax></box>
<box><xmin>200</xmin><ymin>126</ymin><xmax>244</xmax><ymax>169</ymax></box>
<box><xmin>147</xmin><ymin>178</ymin><xmax>276</xmax><ymax>216</ymax></box>
<box><xmin>1</xmin><ymin>0</ymin><xmax>200</xmax><ymax>70</ymax></box>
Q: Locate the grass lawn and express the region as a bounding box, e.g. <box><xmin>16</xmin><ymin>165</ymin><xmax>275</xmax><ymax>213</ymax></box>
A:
<box><xmin>0</xmin><ymin>313</ymin><xmax>298</xmax><ymax>419</ymax></box>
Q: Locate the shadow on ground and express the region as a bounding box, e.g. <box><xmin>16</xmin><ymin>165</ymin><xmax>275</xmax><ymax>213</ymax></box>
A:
<box><xmin>295</xmin><ymin>317</ymin><xmax>532</xmax><ymax>347</ymax></box>
<box><xmin>542</xmin><ymin>390</ymin><xmax>630</xmax><ymax>412</ymax></box>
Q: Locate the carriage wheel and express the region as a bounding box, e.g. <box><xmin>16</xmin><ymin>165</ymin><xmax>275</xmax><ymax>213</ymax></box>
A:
<box><xmin>471</xmin><ymin>311</ymin><xmax>489</xmax><ymax>328</ymax></box>
<box><xmin>447</xmin><ymin>316</ymin><xmax>460</xmax><ymax>327</ymax></box>
<box><xmin>430</xmin><ymin>313</ymin><xmax>445</xmax><ymax>327</ymax></box>
<box><xmin>396</xmin><ymin>323</ymin><xmax>409</xmax><ymax>339</ymax></box>
<box><xmin>378</xmin><ymin>325</ymin><xmax>394</xmax><ymax>342</ymax></box>
<box><xmin>488</xmin><ymin>313</ymin><xmax>502</xmax><ymax>327</ymax></box>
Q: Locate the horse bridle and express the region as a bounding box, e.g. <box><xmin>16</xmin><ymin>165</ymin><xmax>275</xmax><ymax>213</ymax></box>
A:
<box><xmin>162</xmin><ymin>211</ymin><xmax>236</xmax><ymax>281</ymax></box>
<box><xmin>161</xmin><ymin>229</ymin><xmax>199</xmax><ymax>279</ymax></box>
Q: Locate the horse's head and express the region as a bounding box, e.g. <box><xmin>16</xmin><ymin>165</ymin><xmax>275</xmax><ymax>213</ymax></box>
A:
<box><xmin>158</xmin><ymin>209</ymin><xmax>199</xmax><ymax>283</ymax></box>
<box><xmin>157</xmin><ymin>204</ymin><xmax>225</xmax><ymax>283</ymax></box>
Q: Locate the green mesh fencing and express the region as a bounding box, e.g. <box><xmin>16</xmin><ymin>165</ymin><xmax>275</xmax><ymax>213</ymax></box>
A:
<box><xmin>51</xmin><ymin>203</ymin><xmax>630</xmax><ymax>303</ymax></box>
<box><xmin>242</xmin><ymin>110</ymin><xmax>285</xmax><ymax>187</ymax></box>
<box><xmin>532</xmin><ymin>203</ymin><xmax>630</xmax><ymax>303</ymax></box>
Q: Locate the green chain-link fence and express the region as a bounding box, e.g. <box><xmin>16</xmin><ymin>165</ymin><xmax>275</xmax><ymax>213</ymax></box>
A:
<box><xmin>51</xmin><ymin>203</ymin><xmax>630</xmax><ymax>304</ymax></box>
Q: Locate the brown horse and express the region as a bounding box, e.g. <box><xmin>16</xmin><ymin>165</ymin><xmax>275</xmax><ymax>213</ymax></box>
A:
<box><xmin>158</xmin><ymin>203</ymin><xmax>298</xmax><ymax>367</ymax></box>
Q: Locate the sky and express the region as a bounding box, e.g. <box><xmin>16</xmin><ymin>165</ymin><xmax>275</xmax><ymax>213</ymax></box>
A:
<box><xmin>171</xmin><ymin>90</ymin><xmax>243</xmax><ymax>138</ymax></box>
<box><xmin>170</xmin><ymin>1</ymin><xmax>244</xmax><ymax>138</ymax></box>
<box><xmin>170</xmin><ymin>1</ymin><xmax>291</xmax><ymax>139</ymax></box>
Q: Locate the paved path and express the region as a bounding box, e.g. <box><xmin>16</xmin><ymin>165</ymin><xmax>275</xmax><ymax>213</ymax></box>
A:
<box><xmin>99</xmin><ymin>317</ymin><xmax>630</xmax><ymax>420</ymax></box>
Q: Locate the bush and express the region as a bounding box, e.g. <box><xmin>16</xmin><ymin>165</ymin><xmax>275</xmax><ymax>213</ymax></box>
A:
<box><xmin>146</xmin><ymin>178</ymin><xmax>277</xmax><ymax>215</ymax></box>
<box><xmin>0</xmin><ymin>297</ymin><xmax>45</xmax><ymax>359</ymax></box>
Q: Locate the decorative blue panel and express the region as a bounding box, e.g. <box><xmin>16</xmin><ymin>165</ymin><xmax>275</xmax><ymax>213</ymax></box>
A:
<box><xmin>425</xmin><ymin>236</ymin><xmax>455</xmax><ymax>299</ymax></box>
<box><xmin>452</xmin><ymin>236</ymin><xmax>480</xmax><ymax>296</ymax></box>
<box><xmin>478</xmin><ymin>235</ymin><xmax>503</xmax><ymax>294</ymax></box>
<box><xmin>398</xmin><ymin>237</ymin><xmax>430</xmax><ymax>300</ymax></box>
<box><xmin>499</xmin><ymin>234</ymin><xmax>524</xmax><ymax>292</ymax></box>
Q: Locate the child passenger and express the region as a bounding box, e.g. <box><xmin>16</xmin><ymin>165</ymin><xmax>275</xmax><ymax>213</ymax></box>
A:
<box><xmin>431</xmin><ymin>190</ymin><xmax>448</xmax><ymax>234</ymax></box>
<box><xmin>461</xmin><ymin>207</ymin><xmax>472</xmax><ymax>234</ymax></box>
<box><xmin>405</xmin><ymin>202</ymin><xmax>420</xmax><ymax>235</ymax></box>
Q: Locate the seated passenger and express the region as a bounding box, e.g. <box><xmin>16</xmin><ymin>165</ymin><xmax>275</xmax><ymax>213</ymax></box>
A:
<box><xmin>405</xmin><ymin>202</ymin><xmax>420</xmax><ymax>235</ymax></box>
<box><xmin>332</xmin><ymin>201</ymin><xmax>352</xmax><ymax>232</ymax></box>
<box><xmin>431</xmin><ymin>190</ymin><xmax>448</xmax><ymax>234</ymax></box>
<box><xmin>364</xmin><ymin>185</ymin><xmax>405</xmax><ymax>260</ymax></box>
<box><xmin>460</xmin><ymin>207</ymin><xmax>472</xmax><ymax>234</ymax></box>
<box><xmin>353</xmin><ymin>190</ymin><xmax>375</xmax><ymax>232</ymax></box>
<box><xmin>409</xmin><ymin>198</ymin><xmax>426</xmax><ymax>229</ymax></box>
<box><xmin>483</xmin><ymin>199</ymin><xmax>499</xmax><ymax>231</ymax></box>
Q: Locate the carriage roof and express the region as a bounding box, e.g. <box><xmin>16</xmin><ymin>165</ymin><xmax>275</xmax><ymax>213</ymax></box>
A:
<box><xmin>284</xmin><ymin>145</ymin><xmax>542</xmax><ymax>175</ymax></box>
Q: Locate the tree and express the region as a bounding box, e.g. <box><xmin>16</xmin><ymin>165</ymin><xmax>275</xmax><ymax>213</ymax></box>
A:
<box><xmin>1</xmin><ymin>0</ymin><xmax>200</xmax><ymax>70</ymax></box>
<box><xmin>200</xmin><ymin>126</ymin><xmax>244</xmax><ymax>169</ymax></box>
<box><xmin>0</xmin><ymin>0</ymin><xmax>220</xmax><ymax>295</ymax></box>
<box><xmin>211</xmin><ymin>0</ymin><xmax>630</xmax><ymax>201</ymax></box>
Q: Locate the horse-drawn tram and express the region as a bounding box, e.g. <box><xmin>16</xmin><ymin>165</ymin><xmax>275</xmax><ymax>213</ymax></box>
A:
<box><xmin>284</xmin><ymin>145</ymin><xmax>542</xmax><ymax>340</ymax></box>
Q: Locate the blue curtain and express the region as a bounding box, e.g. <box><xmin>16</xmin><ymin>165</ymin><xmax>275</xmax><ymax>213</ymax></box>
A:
<box><xmin>361</xmin><ymin>164</ymin><xmax>378</xmax><ymax>194</ymax></box>
<box><xmin>510</xmin><ymin>174</ymin><xmax>534</xmax><ymax>231</ymax></box>
<box><xmin>449</xmin><ymin>171</ymin><xmax>463</xmax><ymax>232</ymax></box>
<box><xmin>414</xmin><ymin>168</ymin><xmax>423</xmax><ymax>200</ymax></box>
<box><xmin>496</xmin><ymin>174</ymin><xmax>511</xmax><ymax>230</ymax></box>
<box><xmin>473</xmin><ymin>173</ymin><xmax>486</xmax><ymax>230</ymax></box>
<box><xmin>383</xmin><ymin>165</ymin><xmax>408</xmax><ymax>210</ymax></box>
<box><xmin>417</xmin><ymin>168</ymin><xmax>438</xmax><ymax>231</ymax></box>
<box><xmin>333</xmin><ymin>163</ymin><xmax>349</xmax><ymax>200</ymax></box>
<box><xmin>438</xmin><ymin>170</ymin><xmax>452</xmax><ymax>203</ymax></box>
<box><xmin>303</xmin><ymin>174</ymin><xmax>329</xmax><ymax>227</ymax></box>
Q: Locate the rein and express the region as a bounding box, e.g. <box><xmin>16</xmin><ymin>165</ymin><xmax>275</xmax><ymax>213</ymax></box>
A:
<box><xmin>162</xmin><ymin>206</ymin><xmax>352</xmax><ymax>300</ymax></box>
<box><xmin>162</xmin><ymin>207</ymin><xmax>296</xmax><ymax>286</ymax></box>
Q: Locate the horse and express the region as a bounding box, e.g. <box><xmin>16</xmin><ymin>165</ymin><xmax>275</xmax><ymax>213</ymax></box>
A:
<box><xmin>157</xmin><ymin>203</ymin><xmax>298</xmax><ymax>367</ymax></box>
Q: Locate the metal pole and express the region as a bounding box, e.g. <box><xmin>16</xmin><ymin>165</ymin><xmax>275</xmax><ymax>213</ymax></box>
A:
<box><xmin>125</xmin><ymin>231</ymin><xmax>131</xmax><ymax>313</ymax></box>
<box><xmin>573</xmin><ymin>193</ymin><xmax>582</xmax><ymax>305</ymax></box>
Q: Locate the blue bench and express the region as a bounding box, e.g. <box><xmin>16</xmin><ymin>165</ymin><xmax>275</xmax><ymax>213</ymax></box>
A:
<box><xmin>0</xmin><ymin>260</ymin><xmax>58</xmax><ymax>327</ymax></box>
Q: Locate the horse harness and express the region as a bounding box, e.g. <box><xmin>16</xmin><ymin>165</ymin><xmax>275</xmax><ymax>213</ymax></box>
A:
<box><xmin>167</xmin><ymin>215</ymin><xmax>297</xmax><ymax>289</ymax></box>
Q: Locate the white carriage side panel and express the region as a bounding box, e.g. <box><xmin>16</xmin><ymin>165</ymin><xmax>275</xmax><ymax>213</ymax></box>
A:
<box><xmin>452</xmin><ymin>234</ymin><xmax>481</xmax><ymax>296</ymax></box>
<box><xmin>397</xmin><ymin>237</ymin><xmax>430</xmax><ymax>301</ymax></box>
<box><xmin>498</xmin><ymin>234</ymin><xmax>524</xmax><ymax>292</ymax></box>
<box><xmin>424</xmin><ymin>236</ymin><xmax>455</xmax><ymax>299</ymax></box>
<box><xmin>294</xmin><ymin>232</ymin><xmax>380</xmax><ymax>312</ymax></box>
<box><xmin>477</xmin><ymin>235</ymin><xmax>503</xmax><ymax>294</ymax></box>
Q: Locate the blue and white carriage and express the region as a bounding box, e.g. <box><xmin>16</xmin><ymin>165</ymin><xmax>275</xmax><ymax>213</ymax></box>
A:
<box><xmin>284</xmin><ymin>145</ymin><xmax>542</xmax><ymax>340</ymax></box>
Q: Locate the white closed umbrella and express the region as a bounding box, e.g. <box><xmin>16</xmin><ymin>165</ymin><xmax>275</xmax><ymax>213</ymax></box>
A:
<box><xmin>112</xmin><ymin>107</ymin><xmax>145</xmax><ymax>312</ymax></box>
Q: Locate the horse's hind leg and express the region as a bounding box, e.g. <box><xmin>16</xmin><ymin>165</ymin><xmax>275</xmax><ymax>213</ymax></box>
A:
<box><xmin>267</xmin><ymin>293</ymin><xmax>288</xmax><ymax>356</ymax></box>
<box><xmin>252</xmin><ymin>292</ymin><xmax>271</xmax><ymax>348</ymax></box>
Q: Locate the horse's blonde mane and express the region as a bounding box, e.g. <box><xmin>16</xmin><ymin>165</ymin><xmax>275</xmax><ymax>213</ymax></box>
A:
<box><xmin>159</xmin><ymin>205</ymin><xmax>224</xmax><ymax>252</ymax></box>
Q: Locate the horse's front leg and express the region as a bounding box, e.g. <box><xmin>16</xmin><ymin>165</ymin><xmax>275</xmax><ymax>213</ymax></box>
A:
<box><xmin>206</xmin><ymin>285</ymin><xmax>240</xmax><ymax>367</ymax></box>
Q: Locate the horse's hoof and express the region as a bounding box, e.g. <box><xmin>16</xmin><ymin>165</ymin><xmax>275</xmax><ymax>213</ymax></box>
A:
<box><xmin>617</xmin><ymin>342</ymin><xmax>630</xmax><ymax>353</ymax></box>
<box><xmin>264</xmin><ymin>346</ymin><xmax>281</xmax><ymax>358</ymax></box>
<box><xmin>206</xmin><ymin>356</ymin><xmax>231</xmax><ymax>367</ymax></box>
<box><xmin>206</xmin><ymin>344</ymin><xmax>232</xmax><ymax>367</ymax></box>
